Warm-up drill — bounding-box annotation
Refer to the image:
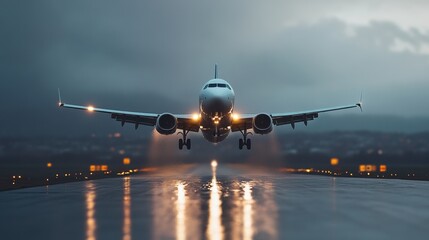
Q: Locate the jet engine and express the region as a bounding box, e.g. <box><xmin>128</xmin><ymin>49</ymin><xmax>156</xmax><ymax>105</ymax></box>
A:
<box><xmin>252</xmin><ymin>113</ymin><xmax>273</xmax><ymax>134</ymax></box>
<box><xmin>156</xmin><ymin>113</ymin><xmax>177</xmax><ymax>135</ymax></box>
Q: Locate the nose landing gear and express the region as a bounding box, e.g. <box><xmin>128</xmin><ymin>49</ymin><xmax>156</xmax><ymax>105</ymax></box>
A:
<box><xmin>178</xmin><ymin>130</ymin><xmax>191</xmax><ymax>150</ymax></box>
<box><xmin>239</xmin><ymin>128</ymin><xmax>252</xmax><ymax>150</ymax></box>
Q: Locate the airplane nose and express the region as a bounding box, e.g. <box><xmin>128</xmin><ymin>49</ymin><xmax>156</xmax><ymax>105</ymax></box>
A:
<box><xmin>202</xmin><ymin>93</ymin><xmax>233</xmax><ymax>114</ymax></box>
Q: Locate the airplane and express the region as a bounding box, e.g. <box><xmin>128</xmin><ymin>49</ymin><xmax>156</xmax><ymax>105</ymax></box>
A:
<box><xmin>58</xmin><ymin>65</ymin><xmax>362</xmax><ymax>150</ymax></box>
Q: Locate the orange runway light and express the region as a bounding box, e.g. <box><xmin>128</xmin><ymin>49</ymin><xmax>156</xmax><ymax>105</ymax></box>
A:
<box><xmin>123</xmin><ymin>158</ymin><xmax>131</xmax><ymax>165</ymax></box>
<box><xmin>359</xmin><ymin>165</ymin><xmax>366</xmax><ymax>172</ymax></box>
<box><xmin>330</xmin><ymin>158</ymin><xmax>339</xmax><ymax>166</ymax></box>
<box><xmin>379</xmin><ymin>165</ymin><xmax>387</xmax><ymax>172</ymax></box>
<box><xmin>101</xmin><ymin>165</ymin><xmax>108</xmax><ymax>171</ymax></box>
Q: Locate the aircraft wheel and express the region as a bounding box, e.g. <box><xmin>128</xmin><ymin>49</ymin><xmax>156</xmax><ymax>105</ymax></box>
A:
<box><xmin>186</xmin><ymin>139</ymin><xmax>191</xmax><ymax>150</ymax></box>
<box><xmin>246</xmin><ymin>139</ymin><xmax>251</xmax><ymax>150</ymax></box>
<box><xmin>179</xmin><ymin>139</ymin><xmax>183</xmax><ymax>150</ymax></box>
<box><xmin>239</xmin><ymin>139</ymin><xmax>244</xmax><ymax>150</ymax></box>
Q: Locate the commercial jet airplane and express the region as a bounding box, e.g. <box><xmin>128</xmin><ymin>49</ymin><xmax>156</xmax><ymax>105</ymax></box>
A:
<box><xmin>58</xmin><ymin>65</ymin><xmax>362</xmax><ymax>150</ymax></box>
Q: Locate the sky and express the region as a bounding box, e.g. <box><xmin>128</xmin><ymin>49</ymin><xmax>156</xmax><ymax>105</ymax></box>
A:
<box><xmin>1</xmin><ymin>0</ymin><xmax>429</xmax><ymax>136</ymax></box>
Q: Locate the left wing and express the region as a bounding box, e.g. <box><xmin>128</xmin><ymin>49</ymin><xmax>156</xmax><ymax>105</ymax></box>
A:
<box><xmin>231</xmin><ymin>102</ymin><xmax>362</xmax><ymax>132</ymax></box>
<box><xmin>58</xmin><ymin>90</ymin><xmax>199</xmax><ymax>132</ymax></box>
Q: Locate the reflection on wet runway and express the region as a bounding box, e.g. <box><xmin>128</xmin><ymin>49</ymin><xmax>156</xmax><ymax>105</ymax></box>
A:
<box><xmin>3</xmin><ymin>163</ymin><xmax>429</xmax><ymax>240</ymax></box>
<box><xmin>85</xmin><ymin>181</ymin><xmax>96</xmax><ymax>240</ymax></box>
<box><xmin>149</xmin><ymin>161</ymin><xmax>278</xmax><ymax>240</ymax></box>
<box><xmin>123</xmin><ymin>177</ymin><xmax>131</xmax><ymax>240</ymax></box>
<box><xmin>206</xmin><ymin>160</ymin><xmax>224</xmax><ymax>240</ymax></box>
<box><xmin>176</xmin><ymin>181</ymin><xmax>186</xmax><ymax>240</ymax></box>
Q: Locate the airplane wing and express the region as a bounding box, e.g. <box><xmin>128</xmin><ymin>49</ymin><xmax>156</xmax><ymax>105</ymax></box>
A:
<box><xmin>58</xmin><ymin>91</ymin><xmax>200</xmax><ymax>132</ymax></box>
<box><xmin>231</xmin><ymin>102</ymin><xmax>362</xmax><ymax>132</ymax></box>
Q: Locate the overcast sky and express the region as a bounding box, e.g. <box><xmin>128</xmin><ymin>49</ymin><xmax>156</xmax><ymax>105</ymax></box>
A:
<box><xmin>1</xmin><ymin>0</ymin><xmax>429</xmax><ymax>136</ymax></box>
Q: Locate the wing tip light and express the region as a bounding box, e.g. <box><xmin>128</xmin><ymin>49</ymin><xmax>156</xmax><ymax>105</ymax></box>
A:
<box><xmin>57</xmin><ymin>88</ymin><xmax>64</xmax><ymax>107</ymax></box>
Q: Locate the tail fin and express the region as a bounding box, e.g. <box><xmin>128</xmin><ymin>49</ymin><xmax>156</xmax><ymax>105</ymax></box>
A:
<box><xmin>214</xmin><ymin>64</ymin><xmax>218</xmax><ymax>79</ymax></box>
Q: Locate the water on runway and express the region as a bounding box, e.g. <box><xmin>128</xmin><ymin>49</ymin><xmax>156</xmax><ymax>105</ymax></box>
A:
<box><xmin>1</xmin><ymin>162</ymin><xmax>429</xmax><ymax>240</ymax></box>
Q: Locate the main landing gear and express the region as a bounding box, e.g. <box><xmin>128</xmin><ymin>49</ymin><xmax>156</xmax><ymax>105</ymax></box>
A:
<box><xmin>178</xmin><ymin>130</ymin><xmax>191</xmax><ymax>150</ymax></box>
<box><xmin>239</xmin><ymin>128</ymin><xmax>252</xmax><ymax>150</ymax></box>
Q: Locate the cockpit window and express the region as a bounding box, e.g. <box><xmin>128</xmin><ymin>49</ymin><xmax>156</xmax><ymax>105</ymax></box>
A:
<box><xmin>205</xmin><ymin>83</ymin><xmax>232</xmax><ymax>89</ymax></box>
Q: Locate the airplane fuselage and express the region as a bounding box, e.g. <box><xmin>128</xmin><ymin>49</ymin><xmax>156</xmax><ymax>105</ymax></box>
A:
<box><xmin>199</xmin><ymin>79</ymin><xmax>235</xmax><ymax>143</ymax></box>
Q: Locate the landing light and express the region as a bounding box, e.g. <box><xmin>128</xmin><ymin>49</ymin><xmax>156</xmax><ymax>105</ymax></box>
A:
<box><xmin>211</xmin><ymin>160</ymin><xmax>218</xmax><ymax>168</ymax></box>
<box><xmin>87</xmin><ymin>106</ymin><xmax>94</xmax><ymax>112</ymax></box>
<box><xmin>192</xmin><ymin>113</ymin><xmax>200</xmax><ymax>121</ymax></box>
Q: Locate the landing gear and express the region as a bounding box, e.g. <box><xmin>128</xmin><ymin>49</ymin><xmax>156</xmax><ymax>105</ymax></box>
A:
<box><xmin>239</xmin><ymin>129</ymin><xmax>252</xmax><ymax>150</ymax></box>
<box><xmin>178</xmin><ymin>130</ymin><xmax>191</xmax><ymax>150</ymax></box>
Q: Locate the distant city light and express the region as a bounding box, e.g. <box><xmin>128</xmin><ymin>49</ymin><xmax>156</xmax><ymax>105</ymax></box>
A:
<box><xmin>90</xmin><ymin>165</ymin><xmax>109</xmax><ymax>172</ymax></box>
<box><xmin>47</xmin><ymin>162</ymin><xmax>52</xmax><ymax>168</ymax></box>
<box><xmin>123</xmin><ymin>158</ymin><xmax>131</xmax><ymax>165</ymax></box>
<box><xmin>330</xmin><ymin>158</ymin><xmax>339</xmax><ymax>166</ymax></box>
<box><xmin>359</xmin><ymin>164</ymin><xmax>381</xmax><ymax>172</ymax></box>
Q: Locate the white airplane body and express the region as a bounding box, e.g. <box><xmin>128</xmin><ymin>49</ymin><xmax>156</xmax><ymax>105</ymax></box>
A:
<box><xmin>59</xmin><ymin>66</ymin><xmax>361</xmax><ymax>150</ymax></box>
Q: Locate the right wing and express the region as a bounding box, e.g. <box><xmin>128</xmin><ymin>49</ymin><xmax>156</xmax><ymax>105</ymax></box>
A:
<box><xmin>231</xmin><ymin>102</ymin><xmax>362</xmax><ymax>132</ymax></box>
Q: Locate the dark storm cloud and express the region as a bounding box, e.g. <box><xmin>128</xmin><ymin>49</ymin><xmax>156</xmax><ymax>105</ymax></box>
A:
<box><xmin>1</xmin><ymin>0</ymin><xmax>429</xmax><ymax>136</ymax></box>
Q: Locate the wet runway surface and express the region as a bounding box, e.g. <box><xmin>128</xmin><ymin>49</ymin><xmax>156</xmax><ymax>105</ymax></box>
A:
<box><xmin>1</xmin><ymin>163</ymin><xmax>429</xmax><ymax>240</ymax></box>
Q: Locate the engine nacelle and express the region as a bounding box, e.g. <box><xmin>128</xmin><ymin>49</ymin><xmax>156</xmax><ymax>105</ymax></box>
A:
<box><xmin>156</xmin><ymin>113</ymin><xmax>177</xmax><ymax>135</ymax></box>
<box><xmin>253</xmin><ymin>113</ymin><xmax>273</xmax><ymax>134</ymax></box>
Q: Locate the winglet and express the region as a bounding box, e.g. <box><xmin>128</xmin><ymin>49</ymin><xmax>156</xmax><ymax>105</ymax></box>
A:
<box><xmin>58</xmin><ymin>88</ymin><xmax>64</xmax><ymax>107</ymax></box>
<box><xmin>214</xmin><ymin>64</ymin><xmax>218</xmax><ymax>79</ymax></box>
<box><xmin>356</xmin><ymin>92</ymin><xmax>363</xmax><ymax>112</ymax></box>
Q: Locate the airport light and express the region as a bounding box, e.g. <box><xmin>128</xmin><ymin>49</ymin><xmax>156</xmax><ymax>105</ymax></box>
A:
<box><xmin>47</xmin><ymin>162</ymin><xmax>52</xmax><ymax>168</ymax></box>
<box><xmin>211</xmin><ymin>160</ymin><xmax>218</xmax><ymax>168</ymax></box>
<box><xmin>87</xmin><ymin>106</ymin><xmax>94</xmax><ymax>112</ymax></box>
<box><xmin>330</xmin><ymin>158</ymin><xmax>339</xmax><ymax>166</ymax></box>
<box><xmin>123</xmin><ymin>157</ymin><xmax>131</xmax><ymax>165</ymax></box>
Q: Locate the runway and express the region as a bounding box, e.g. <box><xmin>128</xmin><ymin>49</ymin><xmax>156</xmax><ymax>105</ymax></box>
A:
<box><xmin>1</xmin><ymin>163</ymin><xmax>429</xmax><ymax>240</ymax></box>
